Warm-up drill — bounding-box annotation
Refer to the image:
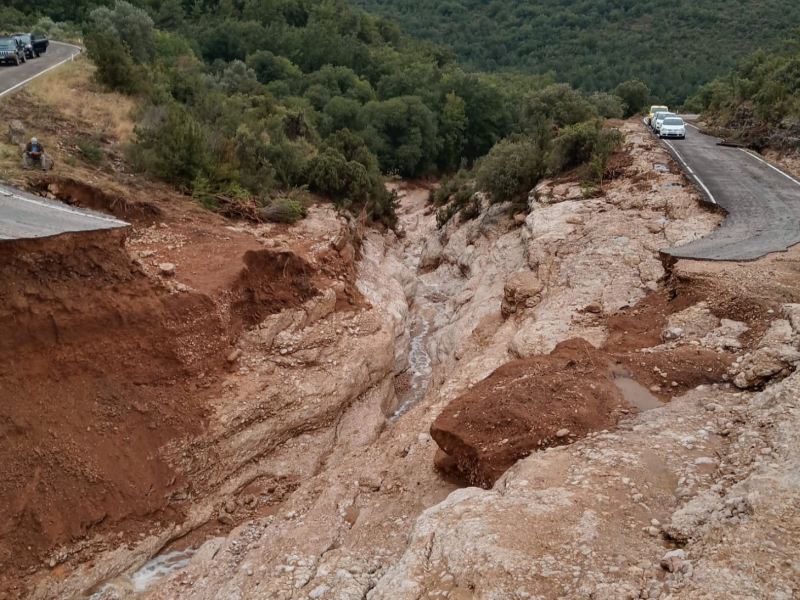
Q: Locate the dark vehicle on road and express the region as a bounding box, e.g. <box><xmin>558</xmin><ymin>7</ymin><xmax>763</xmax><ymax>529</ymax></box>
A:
<box><xmin>13</xmin><ymin>33</ymin><xmax>48</xmax><ymax>58</ymax></box>
<box><xmin>0</xmin><ymin>37</ymin><xmax>26</xmax><ymax>65</ymax></box>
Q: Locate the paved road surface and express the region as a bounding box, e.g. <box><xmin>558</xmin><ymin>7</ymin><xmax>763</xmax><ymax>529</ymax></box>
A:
<box><xmin>0</xmin><ymin>42</ymin><xmax>130</xmax><ymax>241</ymax></box>
<box><xmin>0</xmin><ymin>42</ymin><xmax>81</xmax><ymax>99</ymax></box>
<box><xmin>660</xmin><ymin>125</ymin><xmax>800</xmax><ymax>261</ymax></box>
<box><xmin>0</xmin><ymin>183</ymin><xmax>128</xmax><ymax>240</ymax></box>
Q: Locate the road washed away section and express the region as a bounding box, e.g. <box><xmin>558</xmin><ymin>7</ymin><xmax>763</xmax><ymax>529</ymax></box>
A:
<box><xmin>0</xmin><ymin>182</ymin><xmax>128</xmax><ymax>240</ymax></box>
<box><xmin>661</xmin><ymin>125</ymin><xmax>800</xmax><ymax>261</ymax></box>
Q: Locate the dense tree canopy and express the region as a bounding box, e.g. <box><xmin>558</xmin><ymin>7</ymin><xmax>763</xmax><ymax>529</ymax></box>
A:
<box><xmin>349</xmin><ymin>0</ymin><xmax>800</xmax><ymax>105</ymax></box>
<box><xmin>7</xmin><ymin>0</ymin><xmax>633</xmax><ymax>225</ymax></box>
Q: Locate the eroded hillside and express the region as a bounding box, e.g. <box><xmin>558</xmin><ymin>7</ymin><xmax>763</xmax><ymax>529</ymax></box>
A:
<box><xmin>1</xmin><ymin>112</ymin><xmax>793</xmax><ymax>600</ymax></box>
<box><xmin>2</xmin><ymin>56</ymin><xmax>800</xmax><ymax>600</ymax></box>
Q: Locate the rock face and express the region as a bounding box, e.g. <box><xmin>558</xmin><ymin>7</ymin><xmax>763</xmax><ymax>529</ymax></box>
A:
<box><xmin>730</xmin><ymin>306</ymin><xmax>800</xmax><ymax>388</ymax></box>
<box><xmin>26</xmin><ymin>123</ymin><xmax>733</xmax><ymax>600</ymax></box>
<box><xmin>430</xmin><ymin>339</ymin><xmax>625</xmax><ymax>488</ymax></box>
<box><xmin>500</xmin><ymin>271</ymin><xmax>544</xmax><ymax>318</ymax></box>
<box><xmin>372</xmin><ymin>371</ymin><xmax>800</xmax><ymax>600</ymax></box>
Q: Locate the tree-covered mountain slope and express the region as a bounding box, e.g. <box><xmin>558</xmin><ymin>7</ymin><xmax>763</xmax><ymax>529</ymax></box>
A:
<box><xmin>350</xmin><ymin>0</ymin><xmax>800</xmax><ymax>104</ymax></box>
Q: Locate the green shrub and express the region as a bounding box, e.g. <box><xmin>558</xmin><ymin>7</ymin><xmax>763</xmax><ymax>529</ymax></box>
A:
<box><xmin>246</xmin><ymin>51</ymin><xmax>302</xmax><ymax>87</ymax></box>
<box><xmin>459</xmin><ymin>194</ymin><xmax>483</xmax><ymax>222</ymax></box>
<box><xmin>91</xmin><ymin>0</ymin><xmax>155</xmax><ymax>65</ymax></box>
<box><xmin>85</xmin><ymin>30</ymin><xmax>144</xmax><ymax>94</ymax></box>
<box><xmin>550</xmin><ymin>120</ymin><xmax>624</xmax><ymax>173</ymax></box>
<box><xmin>588</xmin><ymin>92</ymin><xmax>625</xmax><ymax>119</ymax></box>
<box><xmin>586</xmin><ymin>129</ymin><xmax>624</xmax><ymax>188</ymax></box>
<box><xmin>77</xmin><ymin>140</ymin><xmax>104</xmax><ymax>165</ymax></box>
<box><xmin>154</xmin><ymin>30</ymin><xmax>196</xmax><ymax>67</ymax></box>
<box><xmin>435</xmin><ymin>187</ymin><xmax>478</xmax><ymax>228</ymax></box>
<box><xmin>306</xmin><ymin>147</ymin><xmax>371</xmax><ymax>202</ymax></box>
<box><xmin>133</xmin><ymin>103</ymin><xmax>209</xmax><ymax>185</ymax></box>
<box><xmin>31</xmin><ymin>17</ymin><xmax>78</xmax><ymax>40</ymax></box>
<box><xmin>436</xmin><ymin>204</ymin><xmax>458</xmax><ymax>228</ymax></box>
<box><xmin>524</xmin><ymin>84</ymin><xmax>598</xmax><ymax>128</ymax></box>
<box><xmin>358</xmin><ymin>96</ymin><xmax>441</xmax><ymax>177</ymax></box>
<box><xmin>430</xmin><ymin>167</ymin><xmax>475</xmax><ymax>206</ymax></box>
<box><xmin>614</xmin><ymin>79</ymin><xmax>651</xmax><ymax>118</ymax></box>
<box><xmin>476</xmin><ymin>137</ymin><xmax>547</xmax><ymax>204</ymax></box>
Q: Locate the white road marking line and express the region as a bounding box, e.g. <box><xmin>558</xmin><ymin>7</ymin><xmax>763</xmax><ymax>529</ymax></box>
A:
<box><xmin>687</xmin><ymin>123</ymin><xmax>700</xmax><ymax>130</ymax></box>
<box><xmin>738</xmin><ymin>149</ymin><xmax>800</xmax><ymax>189</ymax></box>
<box><xmin>1</xmin><ymin>190</ymin><xmax>128</xmax><ymax>225</ymax></box>
<box><xmin>663</xmin><ymin>139</ymin><xmax>717</xmax><ymax>205</ymax></box>
<box><xmin>0</xmin><ymin>43</ymin><xmax>83</xmax><ymax>99</ymax></box>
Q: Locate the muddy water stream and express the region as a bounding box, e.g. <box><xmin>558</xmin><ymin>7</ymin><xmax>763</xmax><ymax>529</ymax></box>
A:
<box><xmin>391</xmin><ymin>280</ymin><xmax>440</xmax><ymax>422</ymax></box>
<box><xmin>88</xmin><ymin>548</ymin><xmax>196</xmax><ymax>598</ymax></box>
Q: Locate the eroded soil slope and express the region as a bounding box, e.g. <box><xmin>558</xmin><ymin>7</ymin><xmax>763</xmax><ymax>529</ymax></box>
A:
<box><xmin>0</xmin><ymin>230</ymin><xmax>219</xmax><ymax>575</ymax></box>
<box><xmin>0</xmin><ymin>186</ymin><xmax>369</xmax><ymax>598</ymax></box>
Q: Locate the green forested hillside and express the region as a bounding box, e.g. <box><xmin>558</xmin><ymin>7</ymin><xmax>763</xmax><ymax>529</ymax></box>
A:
<box><xmin>2</xmin><ymin>0</ymin><xmax>631</xmax><ymax>226</ymax></box>
<box><xmin>348</xmin><ymin>0</ymin><xmax>800</xmax><ymax>105</ymax></box>
<box><xmin>687</xmin><ymin>36</ymin><xmax>800</xmax><ymax>147</ymax></box>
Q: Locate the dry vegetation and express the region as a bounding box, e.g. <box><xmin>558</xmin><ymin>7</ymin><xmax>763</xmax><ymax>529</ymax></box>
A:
<box><xmin>0</xmin><ymin>56</ymin><xmax>138</xmax><ymax>188</ymax></box>
<box><xmin>26</xmin><ymin>57</ymin><xmax>138</xmax><ymax>141</ymax></box>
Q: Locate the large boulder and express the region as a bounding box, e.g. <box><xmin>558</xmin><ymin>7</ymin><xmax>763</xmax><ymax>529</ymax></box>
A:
<box><xmin>8</xmin><ymin>120</ymin><xmax>25</xmax><ymax>145</ymax></box>
<box><xmin>501</xmin><ymin>270</ymin><xmax>544</xmax><ymax>318</ymax></box>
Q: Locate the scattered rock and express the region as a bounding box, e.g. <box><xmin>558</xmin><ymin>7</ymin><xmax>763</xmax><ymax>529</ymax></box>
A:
<box><xmin>159</xmin><ymin>263</ymin><xmax>177</xmax><ymax>276</ymax></box>
<box><xmin>501</xmin><ymin>271</ymin><xmax>544</xmax><ymax>318</ymax></box>
<box><xmin>7</xmin><ymin>119</ymin><xmax>25</xmax><ymax>145</ymax></box>
<box><xmin>731</xmin><ymin>314</ymin><xmax>800</xmax><ymax>388</ymax></box>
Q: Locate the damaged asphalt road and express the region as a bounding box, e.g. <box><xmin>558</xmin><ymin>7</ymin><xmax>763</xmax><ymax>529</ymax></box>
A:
<box><xmin>661</xmin><ymin>125</ymin><xmax>800</xmax><ymax>261</ymax></box>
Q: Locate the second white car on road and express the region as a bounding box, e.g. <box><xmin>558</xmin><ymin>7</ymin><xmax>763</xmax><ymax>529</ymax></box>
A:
<box><xmin>653</xmin><ymin>111</ymin><xmax>677</xmax><ymax>133</ymax></box>
<box><xmin>659</xmin><ymin>116</ymin><xmax>686</xmax><ymax>140</ymax></box>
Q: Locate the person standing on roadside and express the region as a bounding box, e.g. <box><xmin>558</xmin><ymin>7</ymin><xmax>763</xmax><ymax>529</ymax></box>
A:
<box><xmin>23</xmin><ymin>137</ymin><xmax>46</xmax><ymax>171</ymax></box>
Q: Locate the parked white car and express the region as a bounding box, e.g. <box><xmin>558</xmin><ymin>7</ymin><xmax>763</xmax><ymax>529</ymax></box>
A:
<box><xmin>659</xmin><ymin>116</ymin><xmax>686</xmax><ymax>139</ymax></box>
<box><xmin>653</xmin><ymin>112</ymin><xmax>677</xmax><ymax>132</ymax></box>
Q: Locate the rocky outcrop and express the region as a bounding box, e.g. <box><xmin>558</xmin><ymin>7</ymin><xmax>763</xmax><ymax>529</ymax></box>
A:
<box><xmin>356</xmin><ymin>230</ymin><xmax>415</xmax><ymax>374</ymax></box>
<box><xmin>500</xmin><ymin>271</ymin><xmax>544</xmax><ymax>318</ymax></box>
<box><xmin>372</xmin><ymin>371</ymin><xmax>800</xmax><ymax>599</ymax></box>
<box><xmin>730</xmin><ymin>305</ymin><xmax>800</xmax><ymax>388</ymax></box>
<box><xmin>658</xmin><ymin>302</ymin><xmax>749</xmax><ymax>351</ymax></box>
<box><xmin>34</xmin><ymin>123</ymin><xmax>733</xmax><ymax>600</ymax></box>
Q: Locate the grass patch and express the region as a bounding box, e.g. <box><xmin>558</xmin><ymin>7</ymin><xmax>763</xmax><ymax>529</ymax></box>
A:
<box><xmin>25</xmin><ymin>57</ymin><xmax>138</xmax><ymax>143</ymax></box>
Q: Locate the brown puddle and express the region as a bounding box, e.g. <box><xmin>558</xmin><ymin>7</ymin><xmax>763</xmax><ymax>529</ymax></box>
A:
<box><xmin>614</xmin><ymin>376</ymin><xmax>666</xmax><ymax>411</ymax></box>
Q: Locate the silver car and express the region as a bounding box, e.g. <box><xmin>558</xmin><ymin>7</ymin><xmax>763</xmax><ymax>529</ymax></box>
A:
<box><xmin>654</xmin><ymin>112</ymin><xmax>677</xmax><ymax>133</ymax></box>
<box><xmin>659</xmin><ymin>117</ymin><xmax>686</xmax><ymax>140</ymax></box>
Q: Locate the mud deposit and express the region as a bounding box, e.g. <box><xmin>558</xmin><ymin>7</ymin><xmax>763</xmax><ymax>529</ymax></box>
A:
<box><xmin>431</xmin><ymin>339</ymin><xmax>629</xmax><ymax>488</ymax></box>
<box><xmin>0</xmin><ymin>230</ymin><xmax>219</xmax><ymax>577</ymax></box>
